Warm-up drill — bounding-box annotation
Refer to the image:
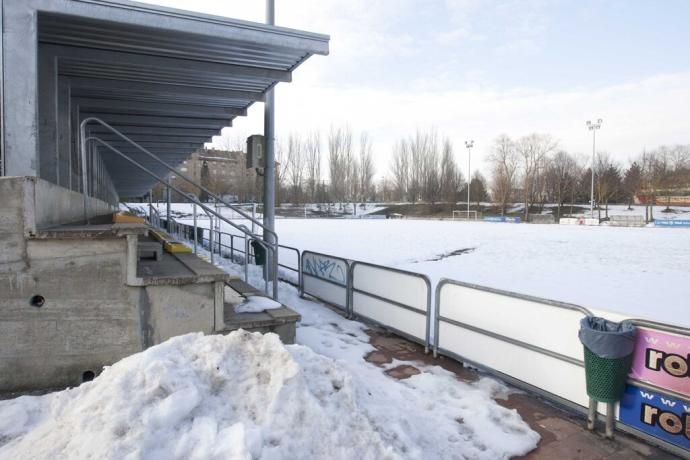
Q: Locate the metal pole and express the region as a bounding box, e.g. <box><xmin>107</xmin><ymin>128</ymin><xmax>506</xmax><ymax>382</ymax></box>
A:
<box><xmin>166</xmin><ymin>176</ymin><xmax>171</xmax><ymax>231</ymax></box>
<box><xmin>252</xmin><ymin>203</ymin><xmax>257</xmax><ymax>235</ymax></box>
<box><xmin>264</xmin><ymin>0</ymin><xmax>277</xmax><ymax>282</ymax></box>
<box><xmin>467</xmin><ymin>147</ymin><xmax>471</xmax><ymax>215</ymax></box>
<box><xmin>209</xmin><ymin>216</ymin><xmax>214</xmax><ymax>265</ymax></box>
<box><xmin>465</xmin><ymin>140</ymin><xmax>473</xmax><ymax>217</ymax></box>
<box><xmin>192</xmin><ymin>202</ymin><xmax>197</xmax><ymax>254</ymax></box>
<box><xmin>591</xmin><ymin>129</ymin><xmax>596</xmax><ymax>216</ymax></box>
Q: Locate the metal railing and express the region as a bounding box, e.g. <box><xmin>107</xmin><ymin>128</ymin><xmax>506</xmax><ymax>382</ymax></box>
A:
<box><xmin>151</xmin><ymin>215</ymin><xmax>302</xmax><ymax>292</ymax></box>
<box><xmin>349</xmin><ymin>260</ymin><xmax>432</xmax><ymax>351</ymax></box>
<box><xmin>80</xmin><ymin>116</ymin><xmax>279</xmax><ymax>299</ymax></box>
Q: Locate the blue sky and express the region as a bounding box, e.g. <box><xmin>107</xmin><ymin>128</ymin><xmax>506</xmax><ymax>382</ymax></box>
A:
<box><xmin>139</xmin><ymin>0</ymin><xmax>690</xmax><ymax>175</ymax></box>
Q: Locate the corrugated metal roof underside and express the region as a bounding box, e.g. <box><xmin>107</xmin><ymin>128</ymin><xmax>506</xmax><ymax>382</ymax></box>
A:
<box><xmin>37</xmin><ymin>5</ymin><xmax>328</xmax><ymax>197</ymax></box>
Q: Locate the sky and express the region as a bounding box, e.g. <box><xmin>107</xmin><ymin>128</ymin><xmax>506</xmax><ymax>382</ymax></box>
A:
<box><xmin>138</xmin><ymin>0</ymin><xmax>690</xmax><ymax>178</ymax></box>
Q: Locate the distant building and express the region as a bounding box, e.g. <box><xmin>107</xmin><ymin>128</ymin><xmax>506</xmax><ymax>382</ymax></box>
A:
<box><xmin>153</xmin><ymin>149</ymin><xmax>259</xmax><ymax>202</ymax></box>
<box><xmin>634</xmin><ymin>188</ymin><xmax>690</xmax><ymax>206</ymax></box>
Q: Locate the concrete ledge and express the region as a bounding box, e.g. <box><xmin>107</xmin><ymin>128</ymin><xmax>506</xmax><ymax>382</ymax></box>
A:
<box><xmin>34</xmin><ymin>223</ymin><xmax>149</xmax><ymax>239</ymax></box>
<box><xmin>138</xmin><ymin>251</ymin><xmax>234</xmax><ymax>286</ymax></box>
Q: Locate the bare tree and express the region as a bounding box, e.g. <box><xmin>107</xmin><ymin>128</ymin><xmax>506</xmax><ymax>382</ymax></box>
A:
<box><xmin>358</xmin><ymin>132</ymin><xmax>375</xmax><ymax>203</ymax></box>
<box><xmin>439</xmin><ymin>139</ymin><xmax>463</xmax><ymax>203</ymax></box>
<box><xmin>328</xmin><ymin>125</ymin><xmax>353</xmax><ymax>205</ymax></box>
<box><xmin>390</xmin><ymin>139</ymin><xmax>410</xmax><ymax>201</ymax></box>
<box><xmin>595</xmin><ymin>152</ymin><xmax>622</xmax><ymax>219</ymax></box>
<box><xmin>285</xmin><ymin>134</ymin><xmax>305</xmax><ymax>204</ymax></box>
<box><xmin>487</xmin><ymin>135</ymin><xmax>518</xmax><ymax>216</ymax></box>
<box><xmin>515</xmin><ymin>133</ymin><xmax>557</xmax><ymax>220</ymax></box>
<box><xmin>304</xmin><ymin>131</ymin><xmax>321</xmax><ymax>202</ymax></box>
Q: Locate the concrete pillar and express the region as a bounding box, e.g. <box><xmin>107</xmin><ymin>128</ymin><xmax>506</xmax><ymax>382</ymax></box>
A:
<box><xmin>2</xmin><ymin>3</ymin><xmax>38</xmax><ymax>176</ymax></box>
<box><xmin>57</xmin><ymin>80</ymin><xmax>72</xmax><ymax>189</ymax></box>
<box><xmin>38</xmin><ymin>46</ymin><xmax>59</xmax><ymax>184</ymax></box>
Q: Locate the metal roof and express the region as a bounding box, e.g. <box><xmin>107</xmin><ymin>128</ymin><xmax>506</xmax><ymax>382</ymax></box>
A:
<box><xmin>33</xmin><ymin>0</ymin><xmax>329</xmax><ymax>197</ymax></box>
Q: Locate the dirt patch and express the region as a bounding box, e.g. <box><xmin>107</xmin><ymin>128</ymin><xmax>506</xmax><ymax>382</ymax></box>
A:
<box><xmin>385</xmin><ymin>365</ymin><xmax>421</xmax><ymax>380</ymax></box>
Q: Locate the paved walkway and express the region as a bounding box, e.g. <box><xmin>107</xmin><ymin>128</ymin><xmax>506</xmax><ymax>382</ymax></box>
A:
<box><xmin>364</xmin><ymin>329</ymin><xmax>681</xmax><ymax>460</ymax></box>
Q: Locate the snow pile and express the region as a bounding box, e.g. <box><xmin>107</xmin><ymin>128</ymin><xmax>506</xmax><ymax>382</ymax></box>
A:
<box><xmin>235</xmin><ymin>295</ymin><xmax>282</xmax><ymax>313</ymax></box>
<box><xmin>0</xmin><ymin>331</ymin><xmax>393</xmax><ymax>460</ymax></box>
<box><xmin>0</xmin><ymin>320</ymin><xmax>539</xmax><ymax>460</ymax></box>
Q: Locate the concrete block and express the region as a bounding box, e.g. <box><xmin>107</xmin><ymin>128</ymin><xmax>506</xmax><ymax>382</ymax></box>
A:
<box><xmin>142</xmin><ymin>283</ymin><xmax>215</xmax><ymax>344</ymax></box>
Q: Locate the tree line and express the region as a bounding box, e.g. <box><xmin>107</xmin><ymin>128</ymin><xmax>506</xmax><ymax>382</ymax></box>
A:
<box><xmin>210</xmin><ymin>127</ymin><xmax>689</xmax><ymax>219</ymax></box>
<box><xmin>273</xmin><ymin>126</ymin><xmax>375</xmax><ymax>209</ymax></box>
<box><xmin>486</xmin><ymin>134</ymin><xmax>690</xmax><ymax>220</ymax></box>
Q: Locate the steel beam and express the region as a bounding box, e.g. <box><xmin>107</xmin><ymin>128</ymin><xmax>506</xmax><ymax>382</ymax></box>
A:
<box><xmin>87</xmin><ymin>126</ymin><xmax>220</xmax><ymax>137</ymax></box>
<box><xmin>93</xmin><ymin>134</ymin><xmax>210</xmax><ymax>144</ymax></box>
<box><xmin>41</xmin><ymin>44</ymin><xmax>291</xmax><ymax>83</ymax></box>
<box><xmin>80</xmin><ymin>113</ymin><xmax>230</xmax><ymax>129</ymax></box>
<box><xmin>74</xmin><ymin>98</ymin><xmax>247</xmax><ymax>119</ymax></box>
<box><xmin>68</xmin><ymin>76</ymin><xmax>265</xmax><ymax>102</ymax></box>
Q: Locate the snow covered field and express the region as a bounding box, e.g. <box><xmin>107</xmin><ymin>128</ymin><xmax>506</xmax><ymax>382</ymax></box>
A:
<box><xmin>141</xmin><ymin>201</ymin><xmax>688</xmax><ymax>327</ymax></box>
<box><xmin>273</xmin><ymin>218</ymin><xmax>690</xmax><ymax>325</ymax></box>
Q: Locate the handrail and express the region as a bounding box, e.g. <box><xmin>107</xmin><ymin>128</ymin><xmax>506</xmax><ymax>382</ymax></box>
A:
<box><xmin>80</xmin><ymin>123</ymin><xmax>279</xmax><ymax>299</ymax></box>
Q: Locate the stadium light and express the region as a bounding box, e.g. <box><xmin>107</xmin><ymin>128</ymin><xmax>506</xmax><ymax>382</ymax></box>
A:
<box><xmin>465</xmin><ymin>140</ymin><xmax>474</xmax><ymax>215</ymax></box>
<box><xmin>586</xmin><ymin>119</ymin><xmax>603</xmax><ymax>216</ymax></box>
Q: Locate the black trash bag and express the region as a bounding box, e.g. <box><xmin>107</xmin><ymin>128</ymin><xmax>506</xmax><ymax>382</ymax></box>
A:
<box><xmin>251</xmin><ymin>240</ymin><xmax>266</xmax><ymax>266</ymax></box>
<box><xmin>578</xmin><ymin>317</ymin><xmax>636</xmax><ymax>359</ymax></box>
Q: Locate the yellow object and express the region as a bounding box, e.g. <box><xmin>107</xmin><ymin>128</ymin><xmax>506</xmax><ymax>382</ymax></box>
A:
<box><xmin>113</xmin><ymin>212</ymin><xmax>145</xmax><ymax>224</ymax></box>
<box><xmin>149</xmin><ymin>229</ymin><xmax>192</xmax><ymax>253</ymax></box>
<box><xmin>164</xmin><ymin>241</ymin><xmax>192</xmax><ymax>253</ymax></box>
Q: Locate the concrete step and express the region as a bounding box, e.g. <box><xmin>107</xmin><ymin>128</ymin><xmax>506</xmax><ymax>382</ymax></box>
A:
<box><xmin>220</xmin><ymin>281</ymin><xmax>300</xmax><ymax>344</ymax></box>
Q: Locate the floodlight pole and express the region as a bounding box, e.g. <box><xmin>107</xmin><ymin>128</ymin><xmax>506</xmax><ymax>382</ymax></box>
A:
<box><xmin>586</xmin><ymin>119</ymin><xmax>603</xmax><ymax>217</ymax></box>
<box><xmin>263</xmin><ymin>0</ymin><xmax>276</xmax><ymax>280</ymax></box>
<box><xmin>465</xmin><ymin>140</ymin><xmax>474</xmax><ymax>215</ymax></box>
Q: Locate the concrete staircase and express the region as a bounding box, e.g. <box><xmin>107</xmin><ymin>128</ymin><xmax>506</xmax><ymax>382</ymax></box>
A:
<box><xmin>0</xmin><ymin>176</ymin><xmax>300</xmax><ymax>393</ymax></box>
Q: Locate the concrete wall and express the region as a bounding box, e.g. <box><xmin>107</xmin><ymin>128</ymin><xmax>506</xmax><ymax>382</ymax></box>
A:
<box><xmin>0</xmin><ymin>176</ymin><xmax>218</xmax><ymax>392</ymax></box>
<box><xmin>0</xmin><ymin>237</ymin><xmax>141</xmax><ymax>391</ymax></box>
<box><xmin>141</xmin><ymin>283</ymin><xmax>216</xmax><ymax>347</ymax></box>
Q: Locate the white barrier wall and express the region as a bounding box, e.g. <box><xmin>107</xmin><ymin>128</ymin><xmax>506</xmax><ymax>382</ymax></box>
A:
<box><xmin>302</xmin><ymin>251</ymin><xmax>349</xmax><ymax>311</ymax></box>
<box><xmin>351</xmin><ymin>262</ymin><xmax>430</xmax><ymax>347</ymax></box>
<box><xmin>436</xmin><ymin>281</ymin><xmax>596</xmax><ymax>410</ymax></box>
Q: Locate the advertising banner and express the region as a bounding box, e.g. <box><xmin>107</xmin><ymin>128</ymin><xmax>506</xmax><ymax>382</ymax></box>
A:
<box><xmin>655</xmin><ymin>220</ymin><xmax>690</xmax><ymax>228</ymax></box>
<box><xmin>619</xmin><ymin>384</ymin><xmax>690</xmax><ymax>452</ymax></box>
<box><xmin>630</xmin><ymin>327</ymin><xmax>690</xmax><ymax>397</ymax></box>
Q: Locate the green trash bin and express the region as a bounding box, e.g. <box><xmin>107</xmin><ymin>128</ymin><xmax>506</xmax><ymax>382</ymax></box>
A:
<box><xmin>579</xmin><ymin>317</ymin><xmax>636</xmax><ymax>403</ymax></box>
<box><xmin>251</xmin><ymin>240</ymin><xmax>266</xmax><ymax>266</ymax></box>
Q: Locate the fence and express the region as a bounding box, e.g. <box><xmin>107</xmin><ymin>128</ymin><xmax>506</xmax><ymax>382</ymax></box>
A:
<box><xmin>609</xmin><ymin>215</ymin><xmax>646</xmax><ymax>227</ymax></box>
<box><xmin>301</xmin><ymin>251</ymin><xmax>350</xmax><ymax>312</ymax></box>
<box><xmin>350</xmin><ymin>261</ymin><xmax>432</xmax><ymax>350</ymax></box>
<box><xmin>144</xmin><ymin>213</ymin><xmax>690</xmax><ymax>455</ymax></box>
<box><xmin>433</xmin><ymin>279</ymin><xmax>690</xmax><ymax>457</ymax></box>
<box><xmin>560</xmin><ymin>217</ymin><xmax>600</xmax><ymax>226</ymax></box>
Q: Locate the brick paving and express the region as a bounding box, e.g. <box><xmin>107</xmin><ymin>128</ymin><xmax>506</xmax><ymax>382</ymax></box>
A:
<box><xmin>364</xmin><ymin>328</ymin><xmax>681</xmax><ymax>459</ymax></box>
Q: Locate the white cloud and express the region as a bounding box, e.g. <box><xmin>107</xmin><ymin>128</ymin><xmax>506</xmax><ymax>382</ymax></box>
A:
<box><xmin>137</xmin><ymin>0</ymin><xmax>690</xmax><ymax>178</ymax></box>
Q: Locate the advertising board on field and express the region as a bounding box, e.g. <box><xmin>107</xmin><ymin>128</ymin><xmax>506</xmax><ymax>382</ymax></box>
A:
<box><xmin>619</xmin><ymin>384</ymin><xmax>690</xmax><ymax>451</ymax></box>
<box><xmin>629</xmin><ymin>327</ymin><xmax>690</xmax><ymax>397</ymax></box>
<box><xmin>655</xmin><ymin>219</ymin><xmax>690</xmax><ymax>228</ymax></box>
<box><xmin>483</xmin><ymin>216</ymin><xmax>521</xmax><ymax>223</ymax></box>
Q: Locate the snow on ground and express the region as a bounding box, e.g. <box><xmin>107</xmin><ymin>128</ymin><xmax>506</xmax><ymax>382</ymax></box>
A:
<box><xmin>235</xmin><ymin>295</ymin><xmax>282</xmax><ymax>313</ymax></box>
<box><xmin>272</xmin><ymin>219</ymin><xmax>689</xmax><ymax>326</ymax></box>
<box><xmin>0</xmin><ymin>260</ymin><xmax>540</xmax><ymax>459</ymax></box>
<box><xmin>126</xmin><ymin>202</ymin><xmax>689</xmax><ymax>324</ymax></box>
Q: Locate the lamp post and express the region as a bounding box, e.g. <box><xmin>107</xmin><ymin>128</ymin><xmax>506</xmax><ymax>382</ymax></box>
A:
<box><xmin>465</xmin><ymin>140</ymin><xmax>474</xmax><ymax>215</ymax></box>
<box><xmin>586</xmin><ymin>119</ymin><xmax>603</xmax><ymax>216</ymax></box>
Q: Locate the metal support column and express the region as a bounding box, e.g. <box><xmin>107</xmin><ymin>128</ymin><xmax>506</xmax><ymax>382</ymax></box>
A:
<box><xmin>166</xmin><ymin>175</ymin><xmax>171</xmax><ymax>231</ymax></box>
<box><xmin>263</xmin><ymin>0</ymin><xmax>277</xmax><ymax>282</ymax></box>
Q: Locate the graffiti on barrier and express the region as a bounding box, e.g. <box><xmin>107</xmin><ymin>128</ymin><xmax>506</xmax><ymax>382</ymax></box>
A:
<box><xmin>303</xmin><ymin>253</ymin><xmax>347</xmax><ymax>285</ymax></box>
